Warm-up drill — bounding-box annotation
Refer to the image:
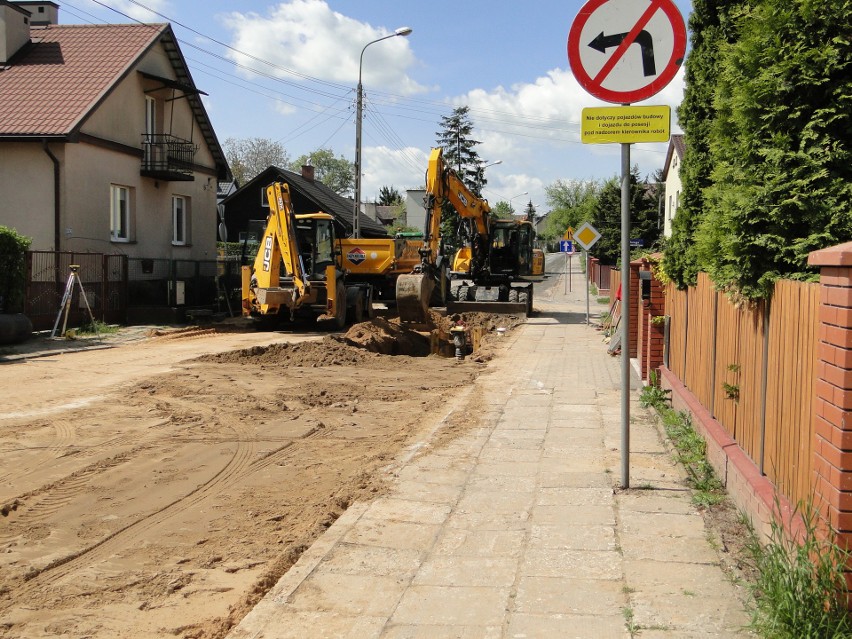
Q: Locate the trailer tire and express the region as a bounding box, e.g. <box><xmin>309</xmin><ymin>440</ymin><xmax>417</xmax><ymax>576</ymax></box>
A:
<box><xmin>456</xmin><ymin>285</ymin><xmax>469</xmax><ymax>302</ymax></box>
<box><xmin>331</xmin><ymin>280</ymin><xmax>347</xmax><ymax>329</ymax></box>
<box><xmin>508</xmin><ymin>288</ymin><xmax>519</xmax><ymax>304</ymax></box>
<box><xmin>346</xmin><ymin>287</ymin><xmax>365</xmax><ymax>324</ymax></box>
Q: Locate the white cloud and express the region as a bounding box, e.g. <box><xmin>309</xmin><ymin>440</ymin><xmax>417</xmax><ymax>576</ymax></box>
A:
<box><xmin>219</xmin><ymin>0</ymin><xmax>425</xmax><ymax>95</ymax></box>
<box><xmin>361</xmin><ymin>146</ymin><xmax>429</xmax><ymax>201</ymax></box>
<box><xmin>79</xmin><ymin>0</ymin><xmax>171</xmax><ymax>22</ymax></box>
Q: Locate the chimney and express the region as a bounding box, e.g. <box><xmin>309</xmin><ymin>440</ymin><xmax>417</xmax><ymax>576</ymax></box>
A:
<box><xmin>0</xmin><ymin>2</ymin><xmax>31</xmax><ymax>65</ymax></box>
<box><xmin>13</xmin><ymin>1</ymin><xmax>59</xmax><ymax>27</ymax></box>
<box><xmin>301</xmin><ymin>164</ymin><xmax>315</xmax><ymax>182</ymax></box>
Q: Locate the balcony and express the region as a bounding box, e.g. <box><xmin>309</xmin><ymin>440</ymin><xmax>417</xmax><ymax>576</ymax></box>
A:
<box><xmin>141</xmin><ymin>134</ymin><xmax>198</xmax><ymax>181</ymax></box>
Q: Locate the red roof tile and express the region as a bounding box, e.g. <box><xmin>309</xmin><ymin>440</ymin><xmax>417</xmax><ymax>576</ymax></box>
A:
<box><xmin>0</xmin><ymin>23</ymin><xmax>163</xmax><ymax>136</ymax></box>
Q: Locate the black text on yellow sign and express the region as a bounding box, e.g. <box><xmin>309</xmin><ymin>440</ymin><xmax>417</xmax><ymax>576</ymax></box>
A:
<box><xmin>581</xmin><ymin>105</ymin><xmax>671</xmax><ymax>144</ymax></box>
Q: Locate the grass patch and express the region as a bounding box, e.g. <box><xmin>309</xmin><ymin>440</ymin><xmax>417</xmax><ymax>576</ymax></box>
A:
<box><xmin>640</xmin><ymin>372</ymin><xmax>724</xmax><ymax>507</ymax></box>
<box><xmin>596</xmin><ymin>296</ymin><xmax>610</xmax><ymax>305</ymax></box>
<box><xmin>746</xmin><ymin>499</ymin><xmax>852</xmax><ymax>639</ymax></box>
<box><xmin>64</xmin><ymin>320</ymin><xmax>120</xmax><ymax>339</ymax></box>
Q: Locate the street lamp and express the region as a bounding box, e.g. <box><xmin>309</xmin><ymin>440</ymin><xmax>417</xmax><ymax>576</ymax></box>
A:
<box><xmin>483</xmin><ymin>160</ymin><xmax>502</xmax><ymax>169</ymax></box>
<box><xmin>508</xmin><ymin>191</ymin><xmax>528</xmax><ymax>213</ymax></box>
<box><xmin>353</xmin><ymin>26</ymin><xmax>412</xmax><ymax>239</ymax></box>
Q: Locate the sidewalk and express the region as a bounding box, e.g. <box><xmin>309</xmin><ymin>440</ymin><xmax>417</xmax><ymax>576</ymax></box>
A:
<box><xmin>227</xmin><ymin>267</ymin><xmax>753</xmax><ymax>639</ymax></box>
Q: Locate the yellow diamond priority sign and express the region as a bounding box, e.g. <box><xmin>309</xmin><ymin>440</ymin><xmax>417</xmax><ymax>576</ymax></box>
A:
<box><xmin>574</xmin><ymin>222</ymin><xmax>601</xmax><ymax>251</ymax></box>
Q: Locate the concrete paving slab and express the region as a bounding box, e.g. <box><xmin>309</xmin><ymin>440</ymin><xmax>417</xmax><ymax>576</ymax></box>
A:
<box><xmin>506</xmin><ymin>612</ymin><xmax>629</xmax><ymax>638</ymax></box>
<box><xmin>515</xmin><ymin>575</ymin><xmax>626</xmax><ymax>615</ymax></box>
<box><xmin>619</xmin><ymin>509</ymin><xmax>709</xmax><ymax>538</ymax></box>
<box><xmin>390</xmin><ymin>585</ymin><xmax>510</xmax><ymax>626</ymax></box>
<box><xmin>531</xmin><ymin>523</ymin><xmax>617</xmax><ymax>551</ymax></box>
<box><xmin>228</xmin><ymin>610</ymin><xmax>387</xmax><ymax>639</ymax></box>
<box><xmin>536</xmin><ymin>486</ymin><xmax>613</xmax><ymax>506</ymax></box>
<box><xmin>285</xmin><ymin>572</ymin><xmax>408</xmax><ymax>617</ymax></box>
<box><xmin>531</xmin><ymin>503</ymin><xmax>616</xmax><ymax>527</ymax></box>
<box><xmin>432</xmin><ymin>528</ymin><xmax>527</xmax><ymax>558</ymax></box>
<box><xmin>341</xmin><ymin>519</ymin><xmax>441</xmax><ymax>551</ymax></box>
<box><xmin>412</xmin><ymin>555</ymin><xmax>518</xmax><ymax>587</ymax></box>
<box><xmin>380</xmin><ymin>624</ymin><xmax>501</xmax><ymax>638</ymax></box>
<box><xmin>361</xmin><ymin>497</ymin><xmax>453</xmax><ymax>525</ymax></box>
<box><xmin>522</xmin><ymin>547</ymin><xmax>623</xmax><ymax>580</ymax></box>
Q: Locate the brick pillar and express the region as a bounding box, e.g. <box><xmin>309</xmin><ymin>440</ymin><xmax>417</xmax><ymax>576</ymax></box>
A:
<box><xmin>808</xmin><ymin>242</ymin><xmax>852</xmax><ymax>549</ymax></box>
<box><xmin>628</xmin><ymin>260</ymin><xmax>641</xmax><ymax>359</ymax></box>
<box><xmin>635</xmin><ymin>256</ymin><xmax>666</xmax><ymax>383</ymax></box>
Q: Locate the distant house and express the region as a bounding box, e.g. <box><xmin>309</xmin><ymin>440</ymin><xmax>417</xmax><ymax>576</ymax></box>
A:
<box><xmin>220</xmin><ymin>165</ymin><xmax>387</xmax><ymax>244</ymax></box>
<box><xmin>662</xmin><ymin>134</ymin><xmax>685</xmax><ymax>238</ymax></box>
<box><xmin>404</xmin><ymin>189</ymin><xmax>428</xmax><ymax>234</ymax></box>
<box><xmin>0</xmin><ymin>1</ymin><xmax>231</xmax><ymax>259</ymax></box>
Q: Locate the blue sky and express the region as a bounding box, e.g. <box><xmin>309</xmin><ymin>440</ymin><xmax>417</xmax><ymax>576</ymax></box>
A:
<box><xmin>62</xmin><ymin>0</ymin><xmax>693</xmax><ymax>214</ymax></box>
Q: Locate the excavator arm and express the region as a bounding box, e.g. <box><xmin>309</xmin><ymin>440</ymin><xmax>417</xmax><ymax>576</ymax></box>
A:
<box><xmin>241</xmin><ymin>182</ymin><xmax>311</xmax><ymax>317</ymax></box>
<box><xmin>396</xmin><ymin>147</ymin><xmax>494</xmax><ymax>323</ymax></box>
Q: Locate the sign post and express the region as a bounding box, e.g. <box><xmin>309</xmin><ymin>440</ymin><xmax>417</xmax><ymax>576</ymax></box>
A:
<box><xmin>568</xmin><ymin>0</ymin><xmax>685</xmax><ymax>489</ymax></box>
<box><xmin>559</xmin><ymin>239</ymin><xmax>574</xmax><ymax>293</ymax></box>
<box><xmin>573</xmin><ymin>222</ymin><xmax>601</xmax><ymax>324</ymax></box>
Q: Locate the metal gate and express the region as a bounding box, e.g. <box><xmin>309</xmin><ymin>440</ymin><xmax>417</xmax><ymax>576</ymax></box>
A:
<box><xmin>24</xmin><ymin>252</ymin><xmax>127</xmax><ymax>331</ymax></box>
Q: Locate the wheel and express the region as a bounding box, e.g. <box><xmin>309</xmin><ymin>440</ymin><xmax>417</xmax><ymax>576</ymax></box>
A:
<box><xmin>347</xmin><ymin>288</ymin><xmax>365</xmax><ymax>324</ymax></box>
<box><xmin>508</xmin><ymin>288</ymin><xmax>519</xmax><ymax>303</ymax></box>
<box><xmin>457</xmin><ymin>285</ymin><xmax>469</xmax><ymax>302</ymax></box>
<box><xmin>331</xmin><ymin>279</ymin><xmax>346</xmax><ymax>329</ymax></box>
<box><xmin>518</xmin><ymin>290</ymin><xmax>529</xmax><ymax>305</ymax></box>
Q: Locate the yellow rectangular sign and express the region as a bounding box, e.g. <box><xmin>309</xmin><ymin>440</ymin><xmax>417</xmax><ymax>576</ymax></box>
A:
<box><xmin>581</xmin><ymin>106</ymin><xmax>671</xmax><ymax>144</ymax></box>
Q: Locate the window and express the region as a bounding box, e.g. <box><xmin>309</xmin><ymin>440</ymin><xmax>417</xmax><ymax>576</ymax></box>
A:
<box><xmin>145</xmin><ymin>96</ymin><xmax>156</xmax><ymax>136</ymax></box>
<box><xmin>172</xmin><ymin>195</ymin><xmax>189</xmax><ymax>245</ymax></box>
<box><xmin>110</xmin><ymin>185</ymin><xmax>130</xmax><ymax>241</ymax></box>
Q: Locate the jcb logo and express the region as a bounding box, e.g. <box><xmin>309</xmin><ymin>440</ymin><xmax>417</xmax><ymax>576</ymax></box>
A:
<box><xmin>262</xmin><ymin>236</ymin><xmax>273</xmax><ymax>271</ymax></box>
<box><xmin>457</xmin><ymin>191</ymin><xmax>469</xmax><ymax>207</ymax></box>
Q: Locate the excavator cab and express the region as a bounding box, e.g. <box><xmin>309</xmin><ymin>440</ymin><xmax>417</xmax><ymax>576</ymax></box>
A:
<box><xmin>294</xmin><ymin>217</ymin><xmax>335</xmax><ymax>281</ymax></box>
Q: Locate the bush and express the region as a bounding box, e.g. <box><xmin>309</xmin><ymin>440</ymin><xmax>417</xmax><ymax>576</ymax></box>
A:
<box><xmin>0</xmin><ymin>226</ymin><xmax>32</xmax><ymax>313</ymax></box>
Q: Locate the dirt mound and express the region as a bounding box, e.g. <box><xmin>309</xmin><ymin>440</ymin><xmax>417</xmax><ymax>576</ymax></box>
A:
<box><xmin>339</xmin><ymin>317</ymin><xmax>431</xmax><ymax>356</ymax></box>
<box><xmin>197</xmin><ymin>311</ymin><xmax>523</xmax><ymax>367</ymax></box>
<box><xmin>199</xmin><ymin>337</ymin><xmax>380</xmax><ymax>367</ymax></box>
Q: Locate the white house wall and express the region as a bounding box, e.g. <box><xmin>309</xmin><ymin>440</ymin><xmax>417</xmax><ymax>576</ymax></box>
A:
<box><xmin>61</xmin><ymin>142</ymin><xmax>217</xmax><ymax>260</ymax></box>
<box><xmin>0</xmin><ymin>141</ymin><xmax>59</xmax><ymax>248</ymax></box>
<box><xmin>663</xmin><ymin>152</ymin><xmax>682</xmax><ymax>238</ymax></box>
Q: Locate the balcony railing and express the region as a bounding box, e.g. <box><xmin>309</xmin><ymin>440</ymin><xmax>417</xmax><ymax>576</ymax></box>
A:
<box><xmin>141</xmin><ymin>134</ymin><xmax>198</xmax><ymax>181</ymax></box>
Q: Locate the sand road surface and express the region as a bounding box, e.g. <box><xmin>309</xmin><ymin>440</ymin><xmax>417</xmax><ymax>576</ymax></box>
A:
<box><xmin>0</xmin><ymin>314</ymin><xmax>520</xmax><ymax>638</ymax></box>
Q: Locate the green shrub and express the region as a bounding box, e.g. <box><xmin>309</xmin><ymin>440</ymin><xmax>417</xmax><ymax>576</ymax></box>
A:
<box><xmin>0</xmin><ymin>226</ymin><xmax>32</xmax><ymax>313</ymax></box>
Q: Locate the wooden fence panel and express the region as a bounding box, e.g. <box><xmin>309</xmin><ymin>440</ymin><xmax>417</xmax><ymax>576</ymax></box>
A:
<box><xmin>713</xmin><ymin>291</ymin><xmax>740</xmax><ymax>438</ymax></box>
<box><xmin>665</xmin><ymin>283</ymin><xmax>688</xmax><ymax>380</ymax></box>
<box><xmin>764</xmin><ymin>280</ymin><xmax>819</xmax><ymax>507</ymax></box>
<box><xmin>684</xmin><ymin>273</ymin><xmax>716</xmax><ymax>409</ymax></box>
<box><xmin>733</xmin><ymin>301</ymin><xmax>766</xmax><ymax>461</ymax></box>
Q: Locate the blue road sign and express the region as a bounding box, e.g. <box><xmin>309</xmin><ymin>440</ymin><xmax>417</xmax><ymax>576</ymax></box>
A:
<box><xmin>560</xmin><ymin>240</ymin><xmax>574</xmax><ymax>253</ymax></box>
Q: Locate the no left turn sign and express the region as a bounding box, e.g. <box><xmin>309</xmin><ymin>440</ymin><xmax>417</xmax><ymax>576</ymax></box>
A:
<box><xmin>568</xmin><ymin>0</ymin><xmax>686</xmax><ymax>104</ymax></box>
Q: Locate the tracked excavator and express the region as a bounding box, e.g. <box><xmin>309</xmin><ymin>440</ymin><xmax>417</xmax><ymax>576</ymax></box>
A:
<box><xmin>241</xmin><ymin>182</ymin><xmax>373</xmax><ymax>328</ymax></box>
<box><xmin>395</xmin><ymin>147</ymin><xmax>543</xmax><ymax>321</ymax></box>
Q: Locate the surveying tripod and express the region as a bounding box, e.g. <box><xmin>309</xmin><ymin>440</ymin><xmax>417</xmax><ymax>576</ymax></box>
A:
<box><xmin>51</xmin><ymin>265</ymin><xmax>99</xmax><ymax>338</ymax></box>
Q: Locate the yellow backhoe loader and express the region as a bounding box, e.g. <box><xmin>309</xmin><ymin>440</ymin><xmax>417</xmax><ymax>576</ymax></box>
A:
<box><xmin>241</xmin><ymin>182</ymin><xmax>372</xmax><ymax>328</ymax></box>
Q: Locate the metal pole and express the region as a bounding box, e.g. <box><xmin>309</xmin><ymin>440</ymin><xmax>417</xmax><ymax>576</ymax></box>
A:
<box><xmin>569</xmin><ymin>253</ymin><xmax>573</xmax><ymax>292</ymax></box>
<box><xmin>585</xmin><ymin>250</ymin><xmax>590</xmax><ymax>324</ymax></box>
<box><xmin>353</xmin><ymin>78</ymin><xmax>363</xmax><ymax>239</ymax></box>
<box><xmin>564</xmin><ymin>252</ymin><xmax>568</xmax><ymax>295</ymax></box>
<box><xmin>353</xmin><ymin>28</ymin><xmax>411</xmax><ymax>239</ymax></box>
<box><xmin>620</xmin><ymin>142</ymin><xmax>631</xmax><ymax>489</ymax></box>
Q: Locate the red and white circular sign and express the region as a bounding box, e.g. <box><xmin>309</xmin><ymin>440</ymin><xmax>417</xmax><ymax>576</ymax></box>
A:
<box><xmin>568</xmin><ymin>0</ymin><xmax>686</xmax><ymax>104</ymax></box>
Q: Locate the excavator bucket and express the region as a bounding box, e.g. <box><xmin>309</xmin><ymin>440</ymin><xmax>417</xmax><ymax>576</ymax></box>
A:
<box><xmin>396</xmin><ymin>273</ymin><xmax>435</xmax><ymax>323</ymax></box>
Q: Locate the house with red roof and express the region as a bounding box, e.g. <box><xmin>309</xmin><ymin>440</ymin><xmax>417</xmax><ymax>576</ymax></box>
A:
<box><xmin>0</xmin><ymin>0</ymin><xmax>230</xmax><ymax>260</ymax></box>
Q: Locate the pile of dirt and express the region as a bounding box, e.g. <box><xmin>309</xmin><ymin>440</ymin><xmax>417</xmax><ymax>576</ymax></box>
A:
<box><xmin>339</xmin><ymin>316</ymin><xmax>431</xmax><ymax>356</ymax></box>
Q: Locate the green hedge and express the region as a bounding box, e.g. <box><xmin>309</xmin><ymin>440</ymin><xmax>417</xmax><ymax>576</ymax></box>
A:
<box><xmin>0</xmin><ymin>226</ymin><xmax>32</xmax><ymax>313</ymax></box>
